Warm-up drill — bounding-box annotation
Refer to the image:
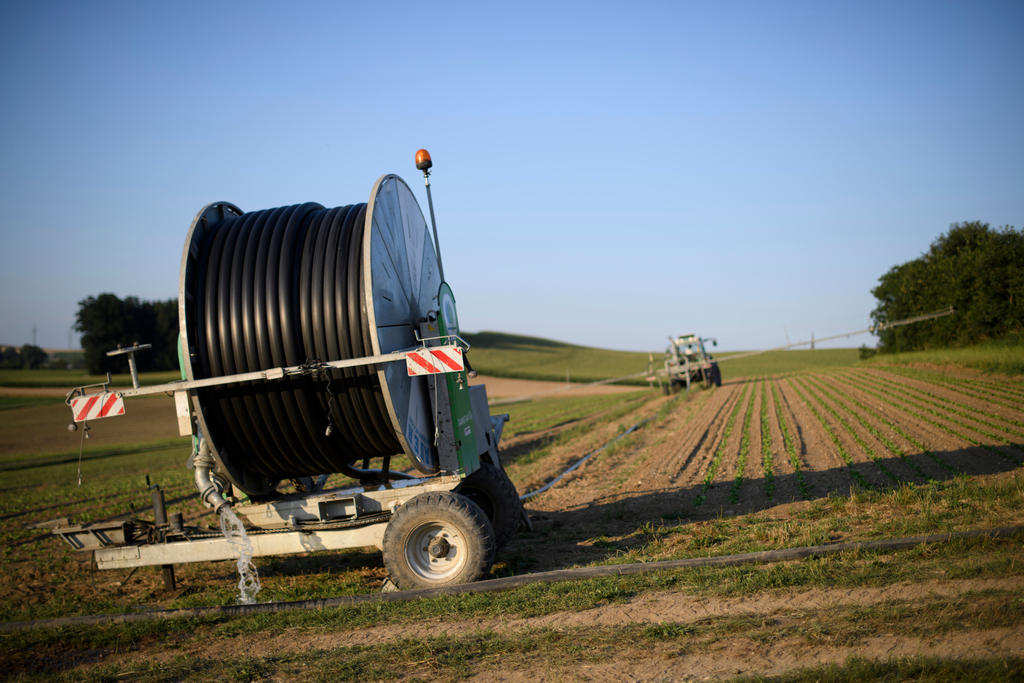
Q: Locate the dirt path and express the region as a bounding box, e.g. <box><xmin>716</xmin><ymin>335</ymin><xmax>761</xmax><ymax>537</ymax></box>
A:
<box><xmin>0</xmin><ymin>396</ymin><xmax>183</xmax><ymax>458</ymax></box>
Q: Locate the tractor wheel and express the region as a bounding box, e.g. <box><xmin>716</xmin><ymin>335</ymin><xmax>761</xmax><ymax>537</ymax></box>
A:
<box><xmin>711</xmin><ymin>363</ymin><xmax>722</xmax><ymax>387</ymax></box>
<box><xmin>455</xmin><ymin>462</ymin><xmax>522</xmax><ymax>547</ymax></box>
<box><xmin>382</xmin><ymin>491</ymin><xmax>495</xmax><ymax>589</ymax></box>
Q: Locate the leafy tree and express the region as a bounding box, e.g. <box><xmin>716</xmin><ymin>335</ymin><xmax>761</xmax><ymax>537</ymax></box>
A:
<box><xmin>150</xmin><ymin>299</ymin><xmax>180</xmax><ymax>371</ymax></box>
<box><xmin>0</xmin><ymin>346</ymin><xmax>20</xmax><ymax>369</ymax></box>
<box><xmin>871</xmin><ymin>222</ymin><xmax>1024</xmax><ymax>352</ymax></box>
<box><xmin>19</xmin><ymin>344</ymin><xmax>47</xmax><ymax>369</ymax></box>
<box><xmin>75</xmin><ymin>293</ymin><xmax>179</xmax><ymax>374</ymax></box>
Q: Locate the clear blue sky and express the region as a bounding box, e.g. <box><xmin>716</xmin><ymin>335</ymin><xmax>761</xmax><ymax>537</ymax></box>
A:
<box><xmin>1</xmin><ymin>1</ymin><xmax>1021</xmax><ymax>353</ymax></box>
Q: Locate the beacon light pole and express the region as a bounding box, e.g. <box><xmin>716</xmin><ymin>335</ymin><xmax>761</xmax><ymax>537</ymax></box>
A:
<box><xmin>415</xmin><ymin>148</ymin><xmax>445</xmax><ymax>283</ymax></box>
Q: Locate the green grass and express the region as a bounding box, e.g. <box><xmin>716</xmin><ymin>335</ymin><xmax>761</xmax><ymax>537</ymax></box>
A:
<box><xmin>499</xmin><ymin>391</ymin><xmax>648</xmax><ymax>437</ymax></box>
<box><xmin>4</xmin><ymin>532</ymin><xmax>1022</xmax><ymax>679</ymax></box>
<box><xmin>718</xmin><ymin>348</ymin><xmax>860</xmax><ymax>379</ymax></box>
<box><xmin>11</xmin><ymin>611</ymin><xmax>1024</xmax><ymax>682</ymax></box>
<box><xmin>0</xmin><ymin>395</ymin><xmax>64</xmax><ymax>411</ymax></box>
<box><xmin>0</xmin><ymin>368</ymin><xmax>180</xmax><ymax>388</ymax></box>
<box><xmin>465</xmin><ymin>331</ymin><xmax>862</xmax><ymax>384</ymax></box>
<box><xmin>733</xmin><ymin>656</ymin><xmax>1024</xmax><ymax>682</ymax></box>
<box><xmin>867</xmin><ymin>337</ymin><xmax>1024</xmax><ymax>375</ymax></box>
<box><xmin>464</xmin><ymin>331</ymin><xmax>652</xmax><ymax>383</ymax></box>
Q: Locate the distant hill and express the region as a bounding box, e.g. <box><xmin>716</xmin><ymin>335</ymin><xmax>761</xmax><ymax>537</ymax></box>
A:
<box><xmin>463</xmin><ymin>331</ymin><xmax>861</xmax><ymax>383</ymax></box>
<box><xmin>462</xmin><ymin>331</ymin><xmax>652</xmax><ymax>384</ymax></box>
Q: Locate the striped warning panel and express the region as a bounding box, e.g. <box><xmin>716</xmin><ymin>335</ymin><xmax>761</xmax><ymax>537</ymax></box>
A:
<box><xmin>405</xmin><ymin>345</ymin><xmax>465</xmax><ymax>376</ymax></box>
<box><xmin>70</xmin><ymin>392</ymin><xmax>126</xmax><ymax>423</ymax></box>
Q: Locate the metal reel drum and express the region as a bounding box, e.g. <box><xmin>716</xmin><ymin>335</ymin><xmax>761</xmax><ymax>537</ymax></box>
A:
<box><xmin>362</xmin><ymin>174</ymin><xmax>443</xmax><ymax>474</ymax></box>
<box><xmin>178</xmin><ymin>176</ymin><xmax>445</xmax><ymax>496</ymax></box>
<box><xmin>178</xmin><ymin>201</ymin><xmax>279</xmax><ymax>496</ymax></box>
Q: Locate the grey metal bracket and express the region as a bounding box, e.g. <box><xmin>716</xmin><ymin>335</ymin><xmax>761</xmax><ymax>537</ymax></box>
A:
<box><xmin>427</xmin><ymin>373</ymin><xmax>461</xmax><ymax>474</ymax></box>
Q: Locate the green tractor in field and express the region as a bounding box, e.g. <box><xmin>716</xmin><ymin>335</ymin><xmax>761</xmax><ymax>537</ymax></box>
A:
<box><xmin>658</xmin><ymin>334</ymin><xmax>721</xmax><ymax>393</ymax></box>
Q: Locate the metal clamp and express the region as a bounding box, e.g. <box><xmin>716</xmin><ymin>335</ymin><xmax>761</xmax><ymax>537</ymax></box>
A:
<box><xmin>414</xmin><ymin>331</ymin><xmax>471</xmax><ymax>352</ymax></box>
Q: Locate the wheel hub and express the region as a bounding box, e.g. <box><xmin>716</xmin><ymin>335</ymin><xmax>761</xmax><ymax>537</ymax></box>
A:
<box><xmin>428</xmin><ymin>536</ymin><xmax>451</xmax><ymax>558</ymax></box>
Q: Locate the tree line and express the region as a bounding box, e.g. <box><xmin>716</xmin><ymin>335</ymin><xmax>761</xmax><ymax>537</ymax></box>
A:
<box><xmin>871</xmin><ymin>221</ymin><xmax>1024</xmax><ymax>352</ymax></box>
<box><xmin>75</xmin><ymin>294</ymin><xmax>179</xmax><ymax>374</ymax></box>
<box><xmin>0</xmin><ymin>344</ymin><xmax>49</xmax><ymax>369</ymax></box>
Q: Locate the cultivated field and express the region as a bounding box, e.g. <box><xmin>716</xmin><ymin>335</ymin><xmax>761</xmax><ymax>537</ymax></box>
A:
<box><xmin>1</xmin><ymin>360</ymin><xmax>1023</xmax><ymax>680</ymax></box>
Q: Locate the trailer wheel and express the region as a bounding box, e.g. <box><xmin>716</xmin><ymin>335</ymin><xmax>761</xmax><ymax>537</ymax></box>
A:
<box><xmin>455</xmin><ymin>462</ymin><xmax>522</xmax><ymax>547</ymax></box>
<box><xmin>383</xmin><ymin>491</ymin><xmax>495</xmax><ymax>589</ymax></box>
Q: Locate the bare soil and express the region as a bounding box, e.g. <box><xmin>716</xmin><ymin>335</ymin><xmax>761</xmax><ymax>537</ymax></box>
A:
<box><xmin>0</xmin><ymin>396</ymin><xmax>182</xmax><ymax>458</ymax></box>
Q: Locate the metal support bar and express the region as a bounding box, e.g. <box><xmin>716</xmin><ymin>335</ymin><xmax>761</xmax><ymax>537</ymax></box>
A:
<box><xmin>150</xmin><ymin>486</ymin><xmax>176</xmax><ymax>589</ymax></box>
<box><xmin>114</xmin><ymin>347</ymin><xmax>417</xmax><ymax>399</ymax></box>
<box><xmin>94</xmin><ymin>524</ymin><xmax>390</xmax><ymax>569</ymax></box>
<box><xmin>234</xmin><ymin>476</ymin><xmax>460</xmax><ymax>530</ymax></box>
<box><xmin>106</xmin><ymin>344</ymin><xmax>151</xmax><ymax>390</ymax></box>
<box><xmin>422</xmin><ymin>171</ymin><xmax>445</xmax><ymax>282</ymax></box>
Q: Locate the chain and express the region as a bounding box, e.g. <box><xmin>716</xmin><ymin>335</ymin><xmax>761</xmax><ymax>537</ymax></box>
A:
<box><xmin>76</xmin><ymin>422</ymin><xmax>90</xmax><ymax>486</ymax></box>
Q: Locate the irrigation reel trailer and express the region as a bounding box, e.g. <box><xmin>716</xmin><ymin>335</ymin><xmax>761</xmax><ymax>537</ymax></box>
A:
<box><xmin>52</xmin><ymin>150</ymin><xmax>524</xmax><ymax>591</ymax></box>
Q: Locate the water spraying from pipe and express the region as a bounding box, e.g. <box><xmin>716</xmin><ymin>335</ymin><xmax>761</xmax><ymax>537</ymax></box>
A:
<box><xmin>218</xmin><ymin>506</ymin><xmax>261</xmax><ymax>604</ymax></box>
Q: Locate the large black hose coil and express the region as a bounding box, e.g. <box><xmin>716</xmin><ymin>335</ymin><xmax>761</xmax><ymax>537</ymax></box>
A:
<box><xmin>179</xmin><ymin>176</ymin><xmax>443</xmax><ymax>497</ymax></box>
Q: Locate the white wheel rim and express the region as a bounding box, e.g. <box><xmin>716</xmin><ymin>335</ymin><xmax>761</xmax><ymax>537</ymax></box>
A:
<box><xmin>404</xmin><ymin>520</ymin><xmax>467</xmax><ymax>582</ymax></box>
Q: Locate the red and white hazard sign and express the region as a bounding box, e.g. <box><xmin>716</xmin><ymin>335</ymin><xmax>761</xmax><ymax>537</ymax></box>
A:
<box><xmin>405</xmin><ymin>345</ymin><xmax>465</xmax><ymax>376</ymax></box>
<box><xmin>70</xmin><ymin>392</ymin><xmax>126</xmax><ymax>423</ymax></box>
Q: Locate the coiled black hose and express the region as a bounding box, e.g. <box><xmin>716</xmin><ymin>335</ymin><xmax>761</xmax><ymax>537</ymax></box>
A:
<box><xmin>191</xmin><ymin>202</ymin><xmax>403</xmax><ymax>485</ymax></box>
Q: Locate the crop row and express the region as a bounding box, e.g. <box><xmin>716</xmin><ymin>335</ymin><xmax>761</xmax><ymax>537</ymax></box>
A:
<box><xmin>760</xmin><ymin>382</ymin><xmax>775</xmax><ymax>499</ymax></box>
<box><xmin>793</xmin><ymin>376</ymin><xmax>902</xmax><ymax>486</ymax></box>
<box><xmin>836</xmin><ymin>371</ymin><xmax>1022</xmax><ymax>468</ymax></box>
<box><xmin>787</xmin><ymin>379</ymin><xmax>873</xmax><ymax>489</ymax></box>
<box><xmin>694</xmin><ymin>382</ymin><xmax>749</xmax><ymax>506</ymax></box>
<box><xmin>873</xmin><ymin>367</ymin><xmax>1024</xmax><ymax>412</ymax></box>
<box><xmin>771</xmin><ymin>383</ymin><xmax>811</xmax><ymax>499</ymax></box>
<box><xmin>856</xmin><ymin>371</ymin><xmax>1024</xmax><ymax>442</ymax></box>
<box><xmin>728</xmin><ymin>383</ymin><xmax>757</xmax><ymax>504</ymax></box>
<box><xmin>847</xmin><ymin>370</ymin><xmax>1024</xmax><ymax>460</ymax></box>
<box><xmin>806</xmin><ymin>375</ymin><xmax>934</xmax><ymax>480</ymax></box>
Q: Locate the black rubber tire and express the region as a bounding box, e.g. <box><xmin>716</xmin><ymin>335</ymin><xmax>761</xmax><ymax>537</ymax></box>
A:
<box><xmin>712</xmin><ymin>363</ymin><xmax>722</xmax><ymax>387</ymax></box>
<box><xmin>455</xmin><ymin>462</ymin><xmax>522</xmax><ymax>547</ymax></box>
<box><xmin>382</xmin><ymin>491</ymin><xmax>495</xmax><ymax>589</ymax></box>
